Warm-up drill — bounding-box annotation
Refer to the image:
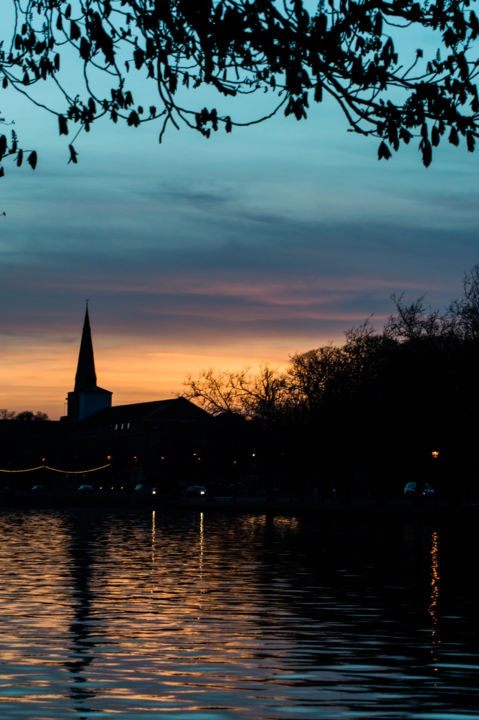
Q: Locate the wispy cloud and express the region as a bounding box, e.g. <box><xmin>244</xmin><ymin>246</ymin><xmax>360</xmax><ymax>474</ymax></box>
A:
<box><xmin>1</xmin><ymin>90</ymin><xmax>477</xmax><ymax>417</ymax></box>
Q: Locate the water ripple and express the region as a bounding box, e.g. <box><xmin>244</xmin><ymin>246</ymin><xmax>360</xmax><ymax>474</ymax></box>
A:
<box><xmin>0</xmin><ymin>509</ymin><xmax>477</xmax><ymax>719</ymax></box>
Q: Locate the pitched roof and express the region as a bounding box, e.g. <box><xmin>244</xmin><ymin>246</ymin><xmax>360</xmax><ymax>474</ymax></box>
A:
<box><xmin>81</xmin><ymin>397</ymin><xmax>210</xmax><ymax>427</ymax></box>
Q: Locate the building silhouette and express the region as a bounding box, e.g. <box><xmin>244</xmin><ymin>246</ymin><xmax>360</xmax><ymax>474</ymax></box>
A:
<box><xmin>61</xmin><ymin>307</ymin><xmax>215</xmax><ymax>487</ymax></box>
<box><xmin>67</xmin><ymin>305</ymin><xmax>112</xmax><ymax>422</ymax></box>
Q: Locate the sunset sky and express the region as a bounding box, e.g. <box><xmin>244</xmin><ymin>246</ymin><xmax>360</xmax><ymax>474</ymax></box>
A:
<box><xmin>1</xmin><ymin>28</ymin><xmax>478</xmax><ymax>419</ymax></box>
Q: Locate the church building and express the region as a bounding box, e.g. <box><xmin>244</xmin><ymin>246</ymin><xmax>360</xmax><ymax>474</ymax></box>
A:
<box><xmin>63</xmin><ymin>306</ymin><xmax>213</xmax><ymax>486</ymax></box>
<box><xmin>65</xmin><ymin>305</ymin><xmax>210</xmax><ymax>430</ymax></box>
<box><xmin>67</xmin><ymin>306</ymin><xmax>112</xmax><ymax>422</ymax></box>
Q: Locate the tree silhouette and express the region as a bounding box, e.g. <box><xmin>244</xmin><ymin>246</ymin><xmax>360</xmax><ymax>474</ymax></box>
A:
<box><xmin>184</xmin><ymin>267</ymin><xmax>479</xmax><ymax>500</ymax></box>
<box><xmin>0</xmin><ymin>409</ymin><xmax>16</xmax><ymax>420</ymax></box>
<box><xmin>0</xmin><ymin>409</ymin><xmax>50</xmax><ymax>421</ymax></box>
<box><xmin>1</xmin><ymin>0</ymin><xmax>479</xmax><ymax>175</ymax></box>
<box><xmin>448</xmin><ymin>265</ymin><xmax>479</xmax><ymax>339</ymax></box>
<box><xmin>184</xmin><ymin>365</ymin><xmax>288</xmax><ymax>420</ymax></box>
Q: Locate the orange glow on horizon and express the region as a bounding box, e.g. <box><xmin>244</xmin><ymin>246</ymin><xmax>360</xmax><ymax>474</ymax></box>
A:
<box><xmin>0</xmin><ymin>331</ymin><xmax>339</xmax><ymax>420</ymax></box>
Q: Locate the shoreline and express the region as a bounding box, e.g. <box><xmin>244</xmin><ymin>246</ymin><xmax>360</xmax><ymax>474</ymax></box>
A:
<box><xmin>1</xmin><ymin>492</ymin><xmax>477</xmax><ymax>519</ymax></box>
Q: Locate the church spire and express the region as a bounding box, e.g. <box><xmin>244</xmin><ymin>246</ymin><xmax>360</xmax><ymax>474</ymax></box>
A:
<box><xmin>74</xmin><ymin>303</ymin><xmax>97</xmax><ymax>391</ymax></box>
<box><xmin>67</xmin><ymin>304</ymin><xmax>112</xmax><ymax>422</ymax></box>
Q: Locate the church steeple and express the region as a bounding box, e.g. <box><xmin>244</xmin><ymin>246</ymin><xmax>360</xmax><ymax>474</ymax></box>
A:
<box><xmin>67</xmin><ymin>305</ymin><xmax>112</xmax><ymax>422</ymax></box>
<box><xmin>74</xmin><ymin>304</ymin><xmax>97</xmax><ymax>391</ymax></box>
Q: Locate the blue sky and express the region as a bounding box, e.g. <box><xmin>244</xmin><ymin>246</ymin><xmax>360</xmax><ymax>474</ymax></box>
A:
<box><xmin>1</xmin><ymin>29</ymin><xmax>478</xmax><ymax>417</ymax></box>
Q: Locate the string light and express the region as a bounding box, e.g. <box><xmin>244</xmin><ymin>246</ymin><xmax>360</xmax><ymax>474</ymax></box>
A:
<box><xmin>45</xmin><ymin>463</ymin><xmax>111</xmax><ymax>474</ymax></box>
<box><xmin>0</xmin><ymin>466</ymin><xmax>44</xmax><ymax>474</ymax></box>
<box><xmin>0</xmin><ymin>463</ymin><xmax>111</xmax><ymax>474</ymax></box>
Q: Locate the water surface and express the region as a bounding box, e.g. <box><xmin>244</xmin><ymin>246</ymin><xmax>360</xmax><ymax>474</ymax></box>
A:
<box><xmin>0</xmin><ymin>508</ymin><xmax>477</xmax><ymax>719</ymax></box>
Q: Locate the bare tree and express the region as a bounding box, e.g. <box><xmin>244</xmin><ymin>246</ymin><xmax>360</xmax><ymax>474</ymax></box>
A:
<box><xmin>184</xmin><ymin>365</ymin><xmax>288</xmax><ymax>420</ymax></box>
<box><xmin>448</xmin><ymin>265</ymin><xmax>479</xmax><ymax>340</ymax></box>
<box><xmin>288</xmin><ymin>345</ymin><xmax>349</xmax><ymax>410</ymax></box>
<box><xmin>185</xmin><ymin>368</ymin><xmax>247</xmax><ymax>416</ymax></box>
<box><xmin>235</xmin><ymin>365</ymin><xmax>290</xmax><ymax>422</ymax></box>
<box><xmin>384</xmin><ymin>293</ymin><xmax>446</xmax><ymax>341</ymax></box>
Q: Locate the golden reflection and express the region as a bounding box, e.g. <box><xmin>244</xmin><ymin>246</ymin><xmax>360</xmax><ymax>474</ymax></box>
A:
<box><xmin>0</xmin><ymin>510</ymin><xmax>328</xmax><ymax>716</ymax></box>
<box><xmin>241</xmin><ymin>514</ymin><xmax>267</xmax><ymax>534</ymax></box>
<box><xmin>429</xmin><ymin>530</ymin><xmax>440</xmax><ymax>676</ymax></box>
<box><xmin>273</xmin><ymin>516</ymin><xmax>300</xmax><ymax>531</ymax></box>
<box><xmin>0</xmin><ymin>514</ymin><xmax>75</xmax><ymax>672</ymax></box>
<box><xmin>151</xmin><ymin>510</ymin><xmax>156</xmax><ymax>564</ymax></box>
<box><xmin>199</xmin><ymin>511</ymin><xmax>204</xmax><ymax>579</ymax></box>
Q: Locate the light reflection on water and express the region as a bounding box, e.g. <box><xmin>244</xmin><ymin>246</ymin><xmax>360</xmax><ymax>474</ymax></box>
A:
<box><xmin>0</xmin><ymin>508</ymin><xmax>477</xmax><ymax>719</ymax></box>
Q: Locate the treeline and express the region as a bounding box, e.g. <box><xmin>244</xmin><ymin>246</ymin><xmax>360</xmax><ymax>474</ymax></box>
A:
<box><xmin>185</xmin><ymin>266</ymin><xmax>479</xmax><ymax>500</ymax></box>
<box><xmin>0</xmin><ymin>410</ymin><xmax>49</xmax><ymax>422</ymax></box>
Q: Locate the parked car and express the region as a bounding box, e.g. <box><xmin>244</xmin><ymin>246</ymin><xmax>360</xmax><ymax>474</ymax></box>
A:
<box><xmin>77</xmin><ymin>484</ymin><xmax>94</xmax><ymax>492</ymax></box>
<box><xmin>135</xmin><ymin>484</ymin><xmax>158</xmax><ymax>496</ymax></box>
<box><xmin>185</xmin><ymin>485</ymin><xmax>207</xmax><ymax>497</ymax></box>
<box><xmin>404</xmin><ymin>481</ymin><xmax>435</xmax><ymax>496</ymax></box>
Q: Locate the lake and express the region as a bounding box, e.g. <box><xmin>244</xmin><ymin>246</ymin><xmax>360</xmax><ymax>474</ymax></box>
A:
<box><xmin>0</xmin><ymin>506</ymin><xmax>477</xmax><ymax>719</ymax></box>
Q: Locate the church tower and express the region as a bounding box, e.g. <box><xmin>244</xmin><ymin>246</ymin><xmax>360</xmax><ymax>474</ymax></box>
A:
<box><xmin>67</xmin><ymin>305</ymin><xmax>112</xmax><ymax>421</ymax></box>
